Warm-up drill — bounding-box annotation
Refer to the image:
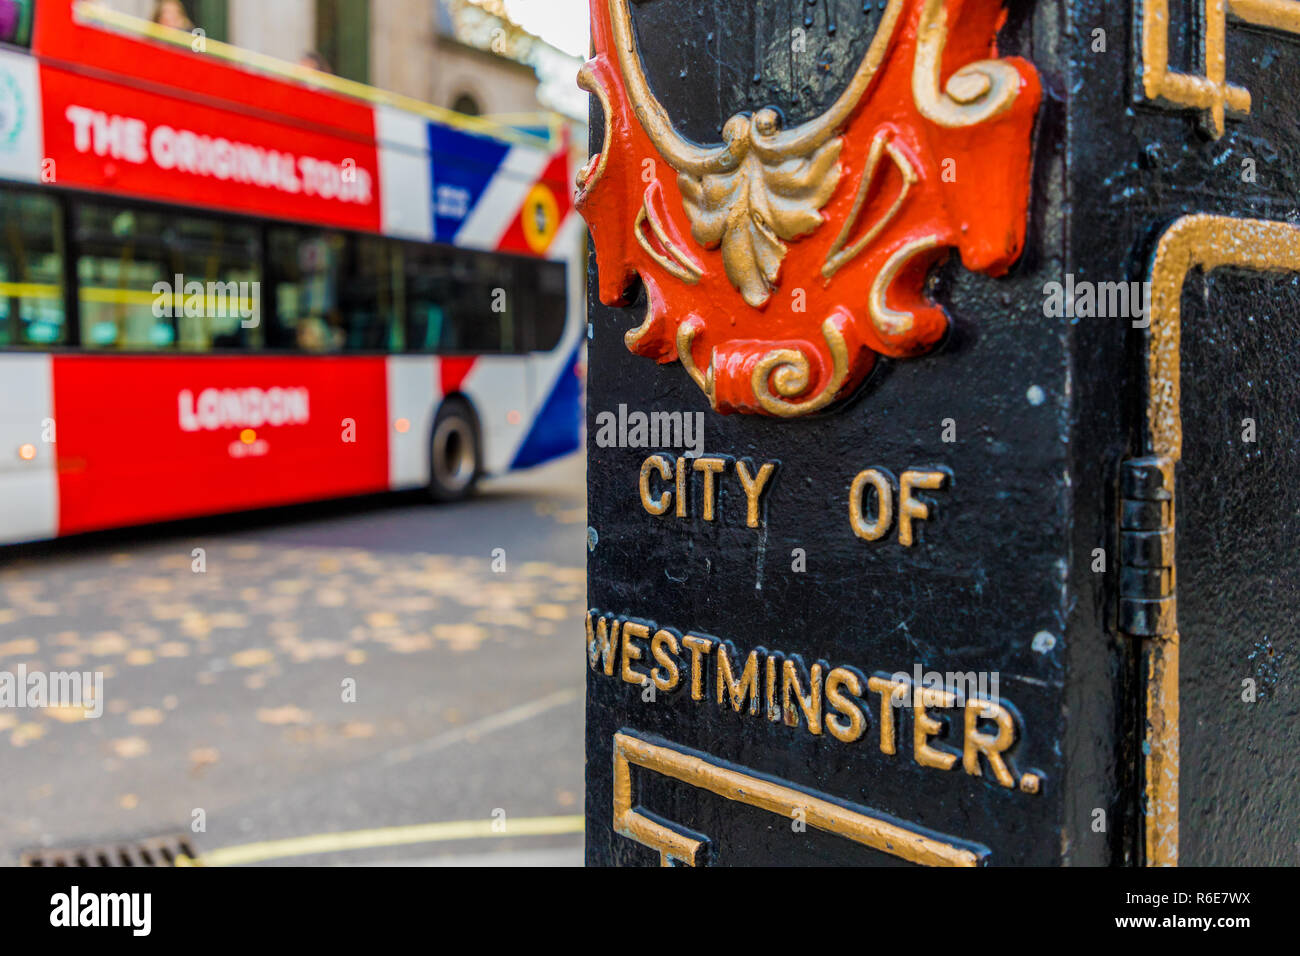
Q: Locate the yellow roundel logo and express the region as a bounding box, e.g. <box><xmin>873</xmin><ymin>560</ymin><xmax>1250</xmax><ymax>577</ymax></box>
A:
<box><xmin>522</xmin><ymin>183</ymin><xmax>560</xmax><ymax>254</ymax></box>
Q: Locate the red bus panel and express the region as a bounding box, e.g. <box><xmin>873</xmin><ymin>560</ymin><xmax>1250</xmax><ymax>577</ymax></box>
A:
<box><xmin>51</xmin><ymin>356</ymin><xmax>390</xmax><ymax>535</ymax></box>
<box><xmin>39</xmin><ymin>63</ymin><xmax>383</xmax><ymax>232</ymax></box>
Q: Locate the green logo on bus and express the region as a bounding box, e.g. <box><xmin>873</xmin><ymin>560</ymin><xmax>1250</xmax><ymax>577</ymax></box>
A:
<box><xmin>0</xmin><ymin>67</ymin><xmax>26</xmax><ymax>149</ymax></box>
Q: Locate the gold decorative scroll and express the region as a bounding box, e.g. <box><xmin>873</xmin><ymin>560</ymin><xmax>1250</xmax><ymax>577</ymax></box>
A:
<box><xmin>868</xmin><ymin>235</ymin><xmax>942</xmax><ymax>336</ymax></box>
<box><xmin>912</xmin><ymin>0</ymin><xmax>1024</xmax><ymax>127</ymax></box>
<box><xmin>604</xmin><ymin>0</ymin><xmax>904</xmax><ymax>176</ymax></box>
<box><xmin>634</xmin><ymin>186</ymin><xmax>704</xmax><ymax>285</ymax></box>
<box><xmin>750</xmin><ymin>318</ymin><xmax>852</xmax><ymax>417</ymax></box>
<box><xmin>602</xmin><ymin>0</ymin><xmax>1035</xmax><ymax>305</ymax></box>
<box><xmin>823</xmin><ymin>133</ymin><xmax>919</xmax><ymax>280</ymax></box>
<box><xmin>602</xmin><ymin>0</ymin><xmax>906</xmax><ymax>305</ymax></box>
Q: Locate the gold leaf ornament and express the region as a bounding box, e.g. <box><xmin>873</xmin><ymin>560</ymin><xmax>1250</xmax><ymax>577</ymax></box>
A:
<box><xmin>677</xmin><ymin>109</ymin><xmax>843</xmax><ymax>307</ymax></box>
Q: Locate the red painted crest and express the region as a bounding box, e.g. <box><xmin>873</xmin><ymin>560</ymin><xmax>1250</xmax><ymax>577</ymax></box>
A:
<box><xmin>576</xmin><ymin>0</ymin><xmax>1041</xmax><ymax>416</ymax></box>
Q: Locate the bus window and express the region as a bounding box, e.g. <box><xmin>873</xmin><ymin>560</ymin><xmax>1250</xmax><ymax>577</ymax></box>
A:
<box><xmin>170</xmin><ymin>217</ymin><xmax>262</xmax><ymax>351</ymax></box>
<box><xmin>0</xmin><ymin>189</ymin><xmax>65</xmax><ymax>347</ymax></box>
<box><xmin>404</xmin><ymin>244</ymin><xmax>451</xmax><ymax>352</ymax></box>
<box><xmin>76</xmin><ymin>204</ymin><xmax>175</xmax><ymax>350</ymax></box>
<box><xmin>268</xmin><ymin>227</ymin><xmax>346</xmax><ymax>352</ymax></box>
<box><xmin>517</xmin><ymin>258</ymin><xmax>567</xmax><ymax>353</ymax></box>
<box><xmin>405</xmin><ymin>245</ymin><xmax>522</xmax><ymax>354</ymax></box>
<box><xmin>340</xmin><ymin>236</ymin><xmax>404</xmax><ymax>352</ymax></box>
<box><xmin>453</xmin><ymin>251</ymin><xmax>519</xmax><ymax>353</ymax></box>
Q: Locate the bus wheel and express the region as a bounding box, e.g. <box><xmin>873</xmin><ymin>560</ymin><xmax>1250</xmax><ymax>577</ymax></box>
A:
<box><xmin>428</xmin><ymin>399</ymin><xmax>481</xmax><ymax>502</ymax></box>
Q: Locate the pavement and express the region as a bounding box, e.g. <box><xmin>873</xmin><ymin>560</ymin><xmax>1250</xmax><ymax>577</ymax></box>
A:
<box><xmin>0</xmin><ymin>453</ymin><xmax>587</xmax><ymax>866</ymax></box>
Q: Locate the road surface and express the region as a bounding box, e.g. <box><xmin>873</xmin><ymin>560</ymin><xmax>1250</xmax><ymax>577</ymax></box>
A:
<box><xmin>0</xmin><ymin>454</ymin><xmax>587</xmax><ymax>866</ymax></box>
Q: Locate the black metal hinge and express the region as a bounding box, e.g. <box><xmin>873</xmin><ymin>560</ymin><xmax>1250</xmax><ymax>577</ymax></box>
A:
<box><xmin>1120</xmin><ymin>457</ymin><xmax>1177</xmax><ymax>636</ymax></box>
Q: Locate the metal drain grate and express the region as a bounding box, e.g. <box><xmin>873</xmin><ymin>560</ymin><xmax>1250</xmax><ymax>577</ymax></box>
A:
<box><xmin>21</xmin><ymin>834</ymin><xmax>198</xmax><ymax>867</ymax></box>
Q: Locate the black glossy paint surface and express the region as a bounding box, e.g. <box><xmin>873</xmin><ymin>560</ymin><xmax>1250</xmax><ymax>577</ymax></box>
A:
<box><xmin>1069</xmin><ymin>0</ymin><xmax>1300</xmax><ymax>864</ymax></box>
<box><xmin>585</xmin><ymin>0</ymin><xmax>1299</xmax><ymax>865</ymax></box>
<box><xmin>1176</xmin><ymin>273</ymin><xmax>1300</xmax><ymax>866</ymax></box>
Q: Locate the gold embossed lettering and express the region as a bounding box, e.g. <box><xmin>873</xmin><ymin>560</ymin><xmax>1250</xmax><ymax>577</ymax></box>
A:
<box><xmin>621</xmin><ymin>620</ymin><xmax>649</xmax><ymax>685</ymax></box>
<box><xmin>735</xmin><ymin>460</ymin><xmax>777</xmax><ymax>528</ymax></box>
<box><xmin>963</xmin><ymin>697</ymin><xmax>1017</xmax><ymax>788</ymax></box>
<box><xmin>868</xmin><ymin>675</ymin><xmax>905</xmax><ymax>754</ymax></box>
<box><xmin>849</xmin><ymin>468</ymin><xmax>893</xmax><ymax>541</ymax></box>
<box><xmin>693</xmin><ymin>457</ymin><xmax>726</xmax><ymax>521</ymax></box>
<box><xmin>675</xmin><ymin>456</ymin><xmax>687</xmax><ymax>517</ymax></box>
<box><xmin>682</xmin><ymin>635</ymin><xmax>715</xmax><ymax>701</ymax></box>
<box><xmin>899</xmin><ymin>470</ymin><xmax>946</xmax><ymax>546</ymax></box>
<box><xmin>586</xmin><ymin>612</ymin><xmax>620</xmax><ymax>677</ymax></box>
<box><xmin>825</xmin><ymin>667</ymin><xmax>867</xmax><ymax>743</ymax></box>
<box><xmin>782</xmin><ymin>658</ymin><xmax>824</xmax><ymax>734</ymax></box>
<box><xmin>639</xmin><ymin>454</ymin><xmax>673</xmax><ymax>515</ymax></box>
<box><xmin>650</xmin><ymin>629</ymin><xmax>682</xmax><ymax>692</ymax></box>
<box><xmin>716</xmin><ymin>643</ymin><xmax>762</xmax><ymax>715</ymax></box>
<box><xmin>766</xmin><ymin>654</ymin><xmax>780</xmax><ymax>722</ymax></box>
<box><xmin>913</xmin><ymin>683</ymin><xmax>958</xmax><ymax>770</ymax></box>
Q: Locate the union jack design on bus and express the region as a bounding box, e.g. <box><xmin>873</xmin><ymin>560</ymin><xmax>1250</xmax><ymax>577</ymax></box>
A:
<box><xmin>0</xmin><ymin>1</ymin><xmax>585</xmax><ymax>544</ymax></box>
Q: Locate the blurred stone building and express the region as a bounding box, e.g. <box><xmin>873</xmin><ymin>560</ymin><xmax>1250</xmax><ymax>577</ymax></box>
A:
<box><xmin>109</xmin><ymin>0</ymin><xmax>584</xmax><ymax>120</ymax></box>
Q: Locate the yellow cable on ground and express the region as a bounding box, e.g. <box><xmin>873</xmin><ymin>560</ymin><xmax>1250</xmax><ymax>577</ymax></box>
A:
<box><xmin>177</xmin><ymin>814</ymin><xmax>584</xmax><ymax>867</ymax></box>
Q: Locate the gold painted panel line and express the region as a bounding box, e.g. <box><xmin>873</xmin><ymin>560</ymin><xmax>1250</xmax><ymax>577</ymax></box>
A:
<box><xmin>1143</xmin><ymin>214</ymin><xmax>1300</xmax><ymax>866</ymax></box>
<box><xmin>1143</xmin><ymin>637</ymin><xmax>1180</xmax><ymax>867</ymax></box>
<box><xmin>1140</xmin><ymin>0</ymin><xmax>1300</xmax><ymax>137</ymax></box>
<box><xmin>1147</xmin><ymin>215</ymin><xmax>1300</xmax><ymax>463</ymax></box>
<box><xmin>612</xmin><ymin>731</ymin><xmax>983</xmax><ymax>867</ymax></box>
<box><xmin>1229</xmin><ymin>0</ymin><xmax>1300</xmax><ymax>31</ymax></box>
<box><xmin>1140</xmin><ymin>0</ymin><xmax>1255</xmax><ymax>137</ymax></box>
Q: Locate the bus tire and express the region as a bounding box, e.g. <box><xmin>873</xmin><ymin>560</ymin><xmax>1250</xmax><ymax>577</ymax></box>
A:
<box><xmin>427</xmin><ymin>398</ymin><xmax>481</xmax><ymax>502</ymax></box>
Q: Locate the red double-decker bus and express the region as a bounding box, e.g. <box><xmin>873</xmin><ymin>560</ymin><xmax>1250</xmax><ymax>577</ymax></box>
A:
<box><xmin>0</xmin><ymin>1</ymin><xmax>585</xmax><ymax>545</ymax></box>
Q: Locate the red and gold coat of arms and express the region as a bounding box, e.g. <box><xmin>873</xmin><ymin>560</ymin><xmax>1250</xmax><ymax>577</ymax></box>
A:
<box><xmin>576</xmin><ymin>0</ymin><xmax>1041</xmax><ymax>416</ymax></box>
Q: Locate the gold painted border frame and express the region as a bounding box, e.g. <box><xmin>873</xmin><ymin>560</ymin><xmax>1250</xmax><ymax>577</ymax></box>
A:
<box><xmin>612</xmin><ymin>731</ymin><xmax>986</xmax><ymax>866</ymax></box>
<box><xmin>1142</xmin><ymin>214</ymin><xmax>1300</xmax><ymax>865</ymax></box>
<box><xmin>1139</xmin><ymin>0</ymin><xmax>1300</xmax><ymax>137</ymax></box>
